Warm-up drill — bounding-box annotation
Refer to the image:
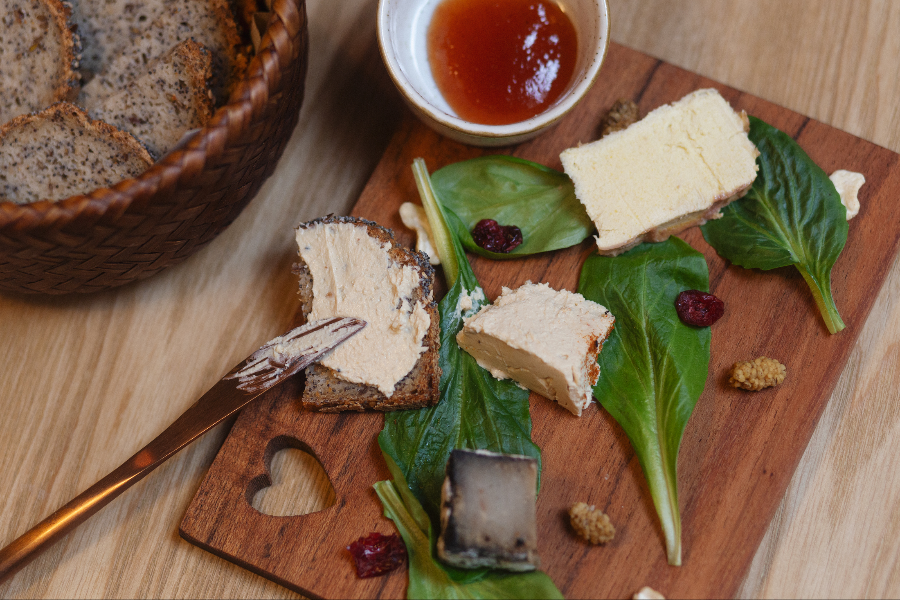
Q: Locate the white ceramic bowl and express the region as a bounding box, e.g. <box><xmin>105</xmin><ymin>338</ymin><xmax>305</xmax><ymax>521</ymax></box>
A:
<box><xmin>377</xmin><ymin>0</ymin><xmax>609</xmax><ymax>147</ymax></box>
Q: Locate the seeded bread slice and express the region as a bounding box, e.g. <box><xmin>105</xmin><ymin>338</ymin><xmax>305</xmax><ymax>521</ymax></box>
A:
<box><xmin>67</xmin><ymin>0</ymin><xmax>170</xmax><ymax>74</ymax></box>
<box><xmin>88</xmin><ymin>40</ymin><xmax>214</xmax><ymax>159</ymax></box>
<box><xmin>0</xmin><ymin>0</ymin><xmax>81</xmax><ymax>125</ymax></box>
<box><xmin>79</xmin><ymin>0</ymin><xmax>244</xmax><ymax>106</ymax></box>
<box><xmin>0</xmin><ymin>102</ymin><xmax>153</xmax><ymax>204</ymax></box>
<box><xmin>295</xmin><ymin>215</ymin><xmax>441</xmax><ymax>412</ymax></box>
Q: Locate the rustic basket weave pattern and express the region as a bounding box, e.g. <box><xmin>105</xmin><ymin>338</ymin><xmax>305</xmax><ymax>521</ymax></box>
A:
<box><xmin>0</xmin><ymin>0</ymin><xmax>309</xmax><ymax>294</ymax></box>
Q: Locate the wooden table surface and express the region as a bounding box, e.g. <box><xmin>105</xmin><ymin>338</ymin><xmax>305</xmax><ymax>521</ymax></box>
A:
<box><xmin>1</xmin><ymin>1</ymin><xmax>898</xmax><ymax>598</ymax></box>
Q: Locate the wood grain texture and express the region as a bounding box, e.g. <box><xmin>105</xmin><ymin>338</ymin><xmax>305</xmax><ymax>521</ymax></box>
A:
<box><xmin>1</xmin><ymin>0</ymin><xmax>899</xmax><ymax>598</ymax></box>
<box><xmin>180</xmin><ymin>378</ymin><xmax>407</xmax><ymax>599</ymax></box>
<box><xmin>251</xmin><ymin>448</ymin><xmax>335</xmax><ymax>518</ymax></box>
<box><xmin>178</xmin><ymin>43</ymin><xmax>900</xmax><ymax>599</ymax></box>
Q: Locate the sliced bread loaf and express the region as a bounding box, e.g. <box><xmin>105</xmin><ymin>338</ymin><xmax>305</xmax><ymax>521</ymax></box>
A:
<box><xmin>0</xmin><ymin>102</ymin><xmax>153</xmax><ymax>203</ymax></box>
<box><xmin>88</xmin><ymin>40</ymin><xmax>214</xmax><ymax>159</ymax></box>
<box><xmin>294</xmin><ymin>215</ymin><xmax>441</xmax><ymax>412</ymax></box>
<box><xmin>79</xmin><ymin>0</ymin><xmax>244</xmax><ymax>106</ymax></box>
<box><xmin>67</xmin><ymin>0</ymin><xmax>170</xmax><ymax>74</ymax></box>
<box><xmin>0</xmin><ymin>0</ymin><xmax>80</xmax><ymax>125</ymax></box>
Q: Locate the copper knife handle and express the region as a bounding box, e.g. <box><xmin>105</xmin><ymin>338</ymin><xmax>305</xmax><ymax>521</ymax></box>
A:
<box><xmin>0</xmin><ymin>316</ymin><xmax>365</xmax><ymax>583</ymax></box>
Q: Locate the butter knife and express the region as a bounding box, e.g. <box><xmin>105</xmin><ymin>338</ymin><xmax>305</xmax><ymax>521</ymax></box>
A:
<box><xmin>0</xmin><ymin>316</ymin><xmax>365</xmax><ymax>582</ymax></box>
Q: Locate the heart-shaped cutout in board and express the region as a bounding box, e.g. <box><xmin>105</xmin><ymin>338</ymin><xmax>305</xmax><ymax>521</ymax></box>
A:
<box><xmin>180</xmin><ymin>376</ymin><xmax>408</xmax><ymax>599</ymax></box>
<box><xmin>250</xmin><ymin>438</ymin><xmax>336</xmax><ymax>517</ymax></box>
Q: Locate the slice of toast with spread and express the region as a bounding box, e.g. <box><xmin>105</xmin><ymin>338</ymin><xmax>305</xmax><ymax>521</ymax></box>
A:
<box><xmin>294</xmin><ymin>215</ymin><xmax>441</xmax><ymax>412</ymax></box>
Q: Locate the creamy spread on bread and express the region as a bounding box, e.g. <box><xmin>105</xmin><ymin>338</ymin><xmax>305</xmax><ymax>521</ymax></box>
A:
<box><xmin>560</xmin><ymin>88</ymin><xmax>760</xmax><ymax>255</ymax></box>
<box><xmin>226</xmin><ymin>317</ymin><xmax>364</xmax><ymax>393</ymax></box>
<box><xmin>295</xmin><ymin>222</ymin><xmax>431</xmax><ymax>396</ymax></box>
<box><xmin>829</xmin><ymin>169</ymin><xmax>865</xmax><ymax>220</ymax></box>
<box><xmin>456</xmin><ymin>282</ymin><xmax>615</xmax><ymax>416</ymax></box>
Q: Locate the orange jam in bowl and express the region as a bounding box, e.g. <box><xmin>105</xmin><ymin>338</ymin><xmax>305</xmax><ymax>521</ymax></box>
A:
<box><xmin>427</xmin><ymin>0</ymin><xmax>578</xmax><ymax>126</ymax></box>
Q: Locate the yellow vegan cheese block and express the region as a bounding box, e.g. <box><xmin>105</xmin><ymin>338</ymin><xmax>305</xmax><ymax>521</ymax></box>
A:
<box><xmin>560</xmin><ymin>88</ymin><xmax>760</xmax><ymax>255</ymax></box>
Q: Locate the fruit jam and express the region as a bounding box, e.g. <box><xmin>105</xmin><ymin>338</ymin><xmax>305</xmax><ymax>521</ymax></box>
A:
<box><xmin>427</xmin><ymin>0</ymin><xmax>578</xmax><ymax>126</ymax></box>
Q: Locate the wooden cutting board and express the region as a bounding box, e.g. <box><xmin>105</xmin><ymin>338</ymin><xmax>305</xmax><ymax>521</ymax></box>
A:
<box><xmin>179</xmin><ymin>42</ymin><xmax>900</xmax><ymax>599</ymax></box>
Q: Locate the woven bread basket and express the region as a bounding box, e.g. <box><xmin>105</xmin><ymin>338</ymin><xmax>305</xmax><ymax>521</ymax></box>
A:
<box><xmin>0</xmin><ymin>0</ymin><xmax>309</xmax><ymax>294</ymax></box>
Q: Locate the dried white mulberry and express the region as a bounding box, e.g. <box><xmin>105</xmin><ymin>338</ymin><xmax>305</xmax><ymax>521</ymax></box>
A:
<box><xmin>569</xmin><ymin>502</ymin><xmax>615</xmax><ymax>544</ymax></box>
<box><xmin>729</xmin><ymin>357</ymin><xmax>786</xmax><ymax>391</ymax></box>
<box><xmin>600</xmin><ymin>99</ymin><xmax>639</xmax><ymax>137</ymax></box>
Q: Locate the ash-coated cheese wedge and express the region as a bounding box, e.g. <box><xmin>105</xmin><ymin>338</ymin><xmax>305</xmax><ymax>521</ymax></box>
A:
<box><xmin>437</xmin><ymin>449</ymin><xmax>539</xmax><ymax>571</ymax></box>
<box><xmin>560</xmin><ymin>88</ymin><xmax>760</xmax><ymax>255</ymax></box>
<box><xmin>456</xmin><ymin>282</ymin><xmax>615</xmax><ymax>416</ymax></box>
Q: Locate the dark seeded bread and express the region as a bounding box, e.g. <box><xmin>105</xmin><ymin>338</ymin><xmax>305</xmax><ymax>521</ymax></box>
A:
<box><xmin>0</xmin><ymin>102</ymin><xmax>153</xmax><ymax>203</ymax></box>
<box><xmin>0</xmin><ymin>0</ymin><xmax>81</xmax><ymax>124</ymax></box>
<box><xmin>79</xmin><ymin>0</ymin><xmax>244</xmax><ymax>106</ymax></box>
<box><xmin>295</xmin><ymin>215</ymin><xmax>441</xmax><ymax>412</ymax></box>
<box><xmin>88</xmin><ymin>40</ymin><xmax>214</xmax><ymax>159</ymax></box>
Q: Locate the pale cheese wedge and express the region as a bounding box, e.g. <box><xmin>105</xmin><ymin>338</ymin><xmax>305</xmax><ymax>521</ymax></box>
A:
<box><xmin>560</xmin><ymin>88</ymin><xmax>760</xmax><ymax>255</ymax></box>
<box><xmin>457</xmin><ymin>282</ymin><xmax>614</xmax><ymax>416</ymax></box>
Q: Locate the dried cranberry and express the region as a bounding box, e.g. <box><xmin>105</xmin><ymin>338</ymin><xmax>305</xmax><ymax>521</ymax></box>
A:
<box><xmin>675</xmin><ymin>290</ymin><xmax>724</xmax><ymax>327</ymax></box>
<box><xmin>347</xmin><ymin>532</ymin><xmax>407</xmax><ymax>578</ymax></box>
<box><xmin>471</xmin><ymin>219</ymin><xmax>523</xmax><ymax>253</ymax></box>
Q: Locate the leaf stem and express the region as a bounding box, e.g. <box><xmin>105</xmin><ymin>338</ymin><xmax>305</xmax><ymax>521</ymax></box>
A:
<box><xmin>661</xmin><ymin>485</ymin><xmax>682</xmax><ymax>566</ymax></box>
<box><xmin>413</xmin><ymin>158</ymin><xmax>459</xmax><ymax>289</ymax></box>
<box><xmin>795</xmin><ymin>264</ymin><xmax>845</xmax><ymax>334</ymax></box>
<box><xmin>644</xmin><ymin>457</ymin><xmax>682</xmax><ymax>566</ymax></box>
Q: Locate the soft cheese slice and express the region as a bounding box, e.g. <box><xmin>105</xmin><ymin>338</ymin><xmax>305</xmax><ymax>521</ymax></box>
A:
<box><xmin>560</xmin><ymin>88</ymin><xmax>760</xmax><ymax>255</ymax></box>
<box><xmin>295</xmin><ymin>221</ymin><xmax>431</xmax><ymax>396</ymax></box>
<box><xmin>829</xmin><ymin>169</ymin><xmax>865</xmax><ymax>220</ymax></box>
<box><xmin>457</xmin><ymin>282</ymin><xmax>615</xmax><ymax>416</ymax></box>
<box><xmin>399</xmin><ymin>202</ymin><xmax>440</xmax><ymax>265</ymax></box>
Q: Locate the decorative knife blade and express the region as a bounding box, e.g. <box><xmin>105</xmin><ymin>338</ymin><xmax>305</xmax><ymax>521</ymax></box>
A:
<box><xmin>0</xmin><ymin>316</ymin><xmax>366</xmax><ymax>583</ymax></box>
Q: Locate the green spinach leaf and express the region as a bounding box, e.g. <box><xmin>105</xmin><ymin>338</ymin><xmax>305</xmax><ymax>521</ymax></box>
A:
<box><xmin>701</xmin><ymin>116</ymin><xmax>848</xmax><ymax>333</ymax></box>
<box><xmin>380</xmin><ymin>159</ymin><xmax>540</xmax><ymax>522</ymax></box>
<box><xmin>578</xmin><ymin>238</ymin><xmax>711</xmax><ymax>566</ymax></box>
<box><xmin>431</xmin><ymin>155</ymin><xmax>593</xmax><ymax>259</ymax></box>
<box><xmin>375</xmin><ymin>160</ymin><xmax>557</xmax><ymax>599</ymax></box>
<box><xmin>374</xmin><ymin>449</ymin><xmax>562</xmax><ymax>600</ymax></box>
